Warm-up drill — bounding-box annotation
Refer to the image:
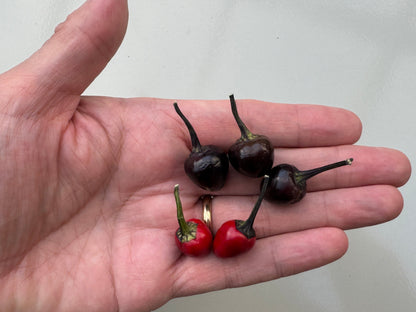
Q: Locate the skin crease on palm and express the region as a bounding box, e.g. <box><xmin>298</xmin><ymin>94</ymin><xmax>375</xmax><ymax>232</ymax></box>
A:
<box><xmin>0</xmin><ymin>0</ymin><xmax>411</xmax><ymax>311</ymax></box>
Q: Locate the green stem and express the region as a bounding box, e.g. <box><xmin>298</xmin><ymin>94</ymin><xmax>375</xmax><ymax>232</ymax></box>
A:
<box><xmin>296</xmin><ymin>158</ymin><xmax>353</xmax><ymax>182</ymax></box>
<box><xmin>174</xmin><ymin>184</ymin><xmax>190</xmax><ymax>234</ymax></box>
<box><xmin>174</xmin><ymin>102</ymin><xmax>202</xmax><ymax>152</ymax></box>
<box><xmin>229</xmin><ymin>94</ymin><xmax>254</xmax><ymax>141</ymax></box>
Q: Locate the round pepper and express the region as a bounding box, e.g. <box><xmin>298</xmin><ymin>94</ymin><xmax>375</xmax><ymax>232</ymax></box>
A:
<box><xmin>174</xmin><ymin>184</ymin><xmax>213</xmax><ymax>256</ymax></box>
<box><xmin>213</xmin><ymin>175</ymin><xmax>269</xmax><ymax>258</ymax></box>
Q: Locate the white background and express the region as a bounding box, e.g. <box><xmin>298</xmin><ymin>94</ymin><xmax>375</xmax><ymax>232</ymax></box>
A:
<box><xmin>1</xmin><ymin>1</ymin><xmax>415</xmax><ymax>311</ymax></box>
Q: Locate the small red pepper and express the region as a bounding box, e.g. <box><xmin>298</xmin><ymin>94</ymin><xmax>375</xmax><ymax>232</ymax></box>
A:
<box><xmin>213</xmin><ymin>175</ymin><xmax>270</xmax><ymax>258</ymax></box>
<box><xmin>174</xmin><ymin>184</ymin><xmax>213</xmax><ymax>256</ymax></box>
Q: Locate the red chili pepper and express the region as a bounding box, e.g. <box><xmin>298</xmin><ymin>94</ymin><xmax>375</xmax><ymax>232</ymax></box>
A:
<box><xmin>174</xmin><ymin>184</ymin><xmax>213</xmax><ymax>256</ymax></box>
<box><xmin>213</xmin><ymin>175</ymin><xmax>269</xmax><ymax>258</ymax></box>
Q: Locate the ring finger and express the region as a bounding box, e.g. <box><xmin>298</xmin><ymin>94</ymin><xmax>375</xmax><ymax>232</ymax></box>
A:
<box><xmin>207</xmin><ymin>184</ymin><xmax>403</xmax><ymax>238</ymax></box>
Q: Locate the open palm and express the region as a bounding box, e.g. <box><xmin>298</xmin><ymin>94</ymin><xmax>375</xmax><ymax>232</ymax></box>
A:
<box><xmin>0</xmin><ymin>1</ymin><xmax>411</xmax><ymax>311</ymax></box>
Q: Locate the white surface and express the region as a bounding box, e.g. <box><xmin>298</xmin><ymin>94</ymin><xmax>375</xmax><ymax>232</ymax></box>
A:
<box><xmin>1</xmin><ymin>1</ymin><xmax>415</xmax><ymax>311</ymax></box>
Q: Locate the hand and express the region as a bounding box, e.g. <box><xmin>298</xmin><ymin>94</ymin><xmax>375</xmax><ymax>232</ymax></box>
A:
<box><xmin>0</xmin><ymin>0</ymin><xmax>411</xmax><ymax>311</ymax></box>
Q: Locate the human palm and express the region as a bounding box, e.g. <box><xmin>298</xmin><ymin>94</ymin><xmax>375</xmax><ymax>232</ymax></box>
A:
<box><xmin>0</xmin><ymin>1</ymin><xmax>411</xmax><ymax>311</ymax></box>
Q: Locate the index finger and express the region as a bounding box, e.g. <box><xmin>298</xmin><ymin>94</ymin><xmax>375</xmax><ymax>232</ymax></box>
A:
<box><xmin>172</xmin><ymin>97</ymin><xmax>362</xmax><ymax>149</ymax></box>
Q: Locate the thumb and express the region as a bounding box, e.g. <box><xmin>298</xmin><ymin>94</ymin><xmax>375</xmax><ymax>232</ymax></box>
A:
<box><xmin>0</xmin><ymin>0</ymin><xmax>128</xmax><ymax>117</ymax></box>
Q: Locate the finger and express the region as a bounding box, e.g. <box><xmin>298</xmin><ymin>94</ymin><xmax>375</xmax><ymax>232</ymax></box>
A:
<box><xmin>210</xmin><ymin>185</ymin><xmax>403</xmax><ymax>237</ymax></box>
<box><xmin>172</xmin><ymin>98</ymin><xmax>362</xmax><ymax>148</ymax></box>
<box><xmin>1</xmin><ymin>0</ymin><xmax>128</xmax><ymax>117</ymax></box>
<box><xmin>213</xmin><ymin>145</ymin><xmax>411</xmax><ymax>196</ymax></box>
<box><xmin>274</xmin><ymin>145</ymin><xmax>411</xmax><ymax>190</ymax></box>
<box><xmin>173</xmin><ymin>227</ymin><xmax>348</xmax><ymax>296</ymax></box>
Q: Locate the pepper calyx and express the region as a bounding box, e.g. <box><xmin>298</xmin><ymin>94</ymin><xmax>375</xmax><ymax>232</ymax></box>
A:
<box><xmin>235</xmin><ymin>219</ymin><xmax>256</xmax><ymax>239</ymax></box>
<box><xmin>176</xmin><ymin>221</ymin><xmax>198</xmax><ymax>243</ymax></box>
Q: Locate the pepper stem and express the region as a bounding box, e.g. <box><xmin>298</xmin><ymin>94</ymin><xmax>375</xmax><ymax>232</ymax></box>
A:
<box><xmin>296</xmin><ymin>158</ymin><xmax>354</xmax><ymax>183</ymax></box>
<box><xmin>241</xmin><ymin>175</ymin><xmax>270</xmax><ymax>231</ymax></box>
<box><xmin>174</xmin><ymin>102</ymin><xmax>202</xmax><ymax>152</ymax></box>
<box><xmin>229</xmin><ymin>94</ymin><xmax>255</xmax><ymax>141</ymax></box>
<box><xmin>174</xmin><ymin>184</ymin><xmax>190</xmax><ymax>235</ymax></box>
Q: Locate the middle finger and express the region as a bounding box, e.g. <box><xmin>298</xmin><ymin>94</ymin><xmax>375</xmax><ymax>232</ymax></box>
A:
<box><xmin>216</xmin><ymin>145</ymin><xmax>410</xmax><ymax>195</ymax></box>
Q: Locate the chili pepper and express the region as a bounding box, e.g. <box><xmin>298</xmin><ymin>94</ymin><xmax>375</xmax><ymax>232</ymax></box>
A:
<box><xmin>228</xmin><ymin>94</ymin><xmax>274</xmax><ymax>178</ymax></box>
<box><xmin>174</xmin><ymin>102</ymin><xmax>229</xmax><ymax>191</ymax></box>
<box><xmin>213</xmin><ymin>175</ymin><xmax>270</xmax><ymax>258</ymax></box>
<box><xmin>174</xmin><ymin>184</ymin><xmax>213</xmax><ymax>256</ymax></box>
<box><xmin>263</xmin><ymin>158</ymin><xmax>353</xmax><ymax>204</ymax></box>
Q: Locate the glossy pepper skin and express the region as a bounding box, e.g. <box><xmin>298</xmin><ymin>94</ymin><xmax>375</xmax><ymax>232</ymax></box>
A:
<box><xmin>228</xmin><ymin>94</ymin><xmax>274</xmax><ymax>178</ymax></box>
<box><xmin>228</xmin><ymin>136</ymin><xmax>274</xmax><ymax>177</ymax></box>
<box><xmin>212</xmin><ymin>220</ymin><xmax>256</xmax><ymax>258</ymax></box>
<box><xmin>174</xmin><ymin>102</ymin><xmax>229</xmax><ymax>191</ymax></box>
<box><xmin>213</xmin><ymin>175</ymin><xmax>269</xmax><ymax>258</ymax></box>
<box><xmin>263</xmin><ymin>158</ymin><xmax>353</xmax><ymax>204</ymax></box>
<box><xmin>174</xmin><ymin>185</ymin><xmax>213</xmax><ymax>256</ymax></box>
<box><xmin>175</xmin><ymin>218</ymin><xmax>212</xmax><ymax>256</ymax></box>
<box><xmin>184</xmin><ymin>145</ymin><xmax>229</xmax><ymax>191</ymax></box>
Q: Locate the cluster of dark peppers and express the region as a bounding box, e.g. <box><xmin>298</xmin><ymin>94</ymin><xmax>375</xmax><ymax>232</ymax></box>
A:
<box><xmin>173</xmin><ymin>95</ymin><xmax>353</xmax><ymax>258</ymax></box>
